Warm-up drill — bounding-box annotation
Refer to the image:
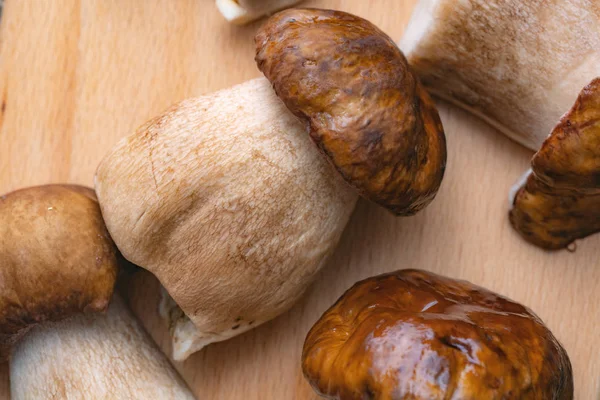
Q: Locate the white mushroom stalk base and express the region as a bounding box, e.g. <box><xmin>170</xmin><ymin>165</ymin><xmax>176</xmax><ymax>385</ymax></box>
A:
<box><xmin>10</xmin><ymin>295</ymin><xmax>195</xmax><ymax>400</ymax></box>
<box><xmin>216</xmin><ymin>0</ymin><xmax>301</xmax><ymax>25</ymax></box>
<box><xmin>159</xmin><ymin>287</ymin><xmax>267</xmax><ymax>361</ymax></box>
<box><xmin>508</xmin><ymin>168</ymin><xmax>532</xmax><ymax>208</ymax></box>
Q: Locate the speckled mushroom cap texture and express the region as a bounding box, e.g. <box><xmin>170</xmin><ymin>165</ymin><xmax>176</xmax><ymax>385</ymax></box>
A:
<box><xmin>510</xmin><ymin>77</ymin><xmax>600</xmax><ymax>249</ymax></box>
<box><xmin>0</xmin><ymin>185</ymin><xmax>118</xmax><ymax>358</ymax></box>
<box><xmin>302</xmin><ymin>269</ymin><xmax>573</xmax><ymax>399</ymax></box>
<box><xmin>255</xmin><ymin>8</ymin><xmax>447</xmax><ymax>215</ymax></box>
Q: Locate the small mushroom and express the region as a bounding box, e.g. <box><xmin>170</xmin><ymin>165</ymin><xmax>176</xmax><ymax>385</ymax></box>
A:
<box><xmin>399</xmin><ymin>0</ymin><xmax>600</xmax><ymax>150</ymax></box>
<box><xmin>303</xmin><ymin>269</ymin><xmax>573</xmax><ymax>399</ymax></box>
<box><xmin>95</xmin><ymin>9</ymin><xmax>446</xmax><ymax>360</ymax></box>
<box><xmin>216</xmin><ymin>0</ymin><xmax>302</xmax><ymax>25</ymax></box>
<box><xmin>0</xmin><ymin>185</ymin><xmax>194</xmax><ymax>398</ymax></box>
<box><xmin>0</xmin><ymin>185</ymin><xmax>117</xmax><ymax>355</ymax></box>
<box><xmin>509</xmin><ymin>78</ymin><xmax>600</xmax><ymax>250</ymax></box>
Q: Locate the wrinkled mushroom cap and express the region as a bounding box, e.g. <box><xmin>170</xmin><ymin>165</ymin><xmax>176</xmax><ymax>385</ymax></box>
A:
<box><xmin>510</xmin><ymin>78</ymin><xmax>600</xmax><ymax>249</ymax></box>
<box><xmin>0</xmin><ymin>185</ymin><xmax>118</xmax><ymax>358</ymax></box>
<box><xmin>255</xmin><ymin>9</ymin><xmax>447</xmax><ymax>215</ymax></box>
<box><xmin>302</xmin><ymin>269</ymin><xmax>573</xmax><ymax>399</ymax></box>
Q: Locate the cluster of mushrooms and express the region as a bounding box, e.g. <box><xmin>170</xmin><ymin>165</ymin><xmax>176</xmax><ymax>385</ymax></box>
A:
<box><xmin>2</xmin><ymin>1</ymin><xmax>599</xmax><ymax>399</ymax></box>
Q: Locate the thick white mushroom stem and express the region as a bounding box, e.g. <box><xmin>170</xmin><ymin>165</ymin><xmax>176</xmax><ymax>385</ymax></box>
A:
<box><xmin>95</xmin><ymin>78</ymin><xmax>358</xmax><ymax>361</ymax></box>
<box><xmin>10</xmin><ymin>295</ymin><xmax>195</xmax><ymax>400</ymax></box>
<box><xmin>400</xmin><ymin>0</ymin><xmax>600</xmax><ymax>150</ymax></box>
<box><xmin>216</xmin><ymin>0</ymin><xmax>301</xmax><ymax>24</ymax></box>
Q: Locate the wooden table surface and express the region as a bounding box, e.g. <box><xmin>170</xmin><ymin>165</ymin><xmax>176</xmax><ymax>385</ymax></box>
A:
<box><xmin>0</xmin><ymin>1</ymin><xmax>598</xmax><ymax>398</ymax></box>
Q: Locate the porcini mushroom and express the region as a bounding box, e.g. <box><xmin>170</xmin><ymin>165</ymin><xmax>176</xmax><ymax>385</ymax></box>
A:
<box><xmin>11</xmin><ymin>295</ymin><xmax>195</xmax><ymax>399</ymax></box>
<box><xmin>216</xmin><ymin>0</ymin><xmax>302</xmax><ymax>25</ymax></box>
<box><xmin>509</xmin><ymin>78</ymin><xmax>600</xmax><ymax>250</ymax></box>
<box><xmin>303</xmin><ymin>269</ymin><xmax>573</xmax><ymax>399</ymax></box>
<box><xmin>0</xmin><ymin>185</ymin><xmax>194</xmax><ymax>398</ymax></box>
<box><xmin>399</xmin><ymin>0</ymin><xmax>600</xmax><ymax>150</ymax></box>
<box><xmin>95</xmin><ymin>8</ymin><xmax>446</xmax><ymax>361</ymax></box>
<box><xmin>0</xmin><ymin>185</ymin><xmax>117</xmax><ymax>355</ymax></box>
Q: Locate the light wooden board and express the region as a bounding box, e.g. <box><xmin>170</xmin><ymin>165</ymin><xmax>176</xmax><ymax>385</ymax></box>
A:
<box><xmin>0</xmin><ymin>1</ymin><xmax>598</xmax><ymax>398</ymax></box>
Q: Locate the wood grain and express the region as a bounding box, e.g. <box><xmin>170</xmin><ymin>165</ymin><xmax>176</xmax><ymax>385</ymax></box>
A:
<box><xmin>0</xmin><ymin>0</ymin><xmax>598</xmax><ymax>399</ymax></box>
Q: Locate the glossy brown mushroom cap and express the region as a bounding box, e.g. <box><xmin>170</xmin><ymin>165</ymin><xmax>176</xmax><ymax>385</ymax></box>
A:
<box><xmin>302</xmin><ymin>269</ymin><xmax>573</xmax><ymax>400</ymax></box>
<box><xmin>0</xmin><ymin>185</ymin><xmax>118</xmax><ymax>358</ymax></box>
<box><xmin>255</xmin><ymin>9</ymin><xmax>447</xmax><ymax>215</ymax></box>
<box><xmin>510</xmin><ymin>78</ymin><xmax>600</xmax><ymax>249</ymax></box>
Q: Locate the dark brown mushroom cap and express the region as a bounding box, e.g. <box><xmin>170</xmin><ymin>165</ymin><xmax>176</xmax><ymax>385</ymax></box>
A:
<box><xmin>0</xmin><ymin>185</ymin><xmax>118</xmax><ymax>358</ymax></box>
<box><xmin>510</xmin><ymin>78</ymin><xmax>600</xmax><ymax>249</ymax></box>
<box><xmin>302</xmin><ymin>269</ymin><xmax>573</xmax><ymax>400</ymax></box>
<box><xmin>255</xmin><ymin>9</ymin><xmax>447</xmax><ymax>216</ymax></box>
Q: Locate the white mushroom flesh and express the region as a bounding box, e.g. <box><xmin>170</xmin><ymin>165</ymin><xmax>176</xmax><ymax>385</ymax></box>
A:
<box><xmin>10</xmin><ymin>295</ymin><xmax>195</xmax><ymax>399</ymax></box>
<box><xmin>95</xmin><ymin>78</ymin><xmax>358</xmax><ymax>361</ymax></box>
<box><xmin>400</xmin><ymin>0</ymin><xmax>600</xmax><ymax>150</ymax></box>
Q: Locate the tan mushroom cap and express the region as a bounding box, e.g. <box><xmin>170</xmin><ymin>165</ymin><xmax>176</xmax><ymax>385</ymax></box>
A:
<box><xmin>255</xmin><ymin>8</ymin><xmax>447</xmax><ymax>216</ymax></box>
<box><xmin>0</xmin><ymin>185</ymin><xmax>118</xmax><ymax>358</ymax></box>
<box><xmin>303</xmin><ymin>269</ymin><xmax>573</xmax><ymax>399</ymax></box>
<box><xmin>510</xmin><ymin>78</ymin><xmax>600</xmax><ymax>249</ymax></box>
